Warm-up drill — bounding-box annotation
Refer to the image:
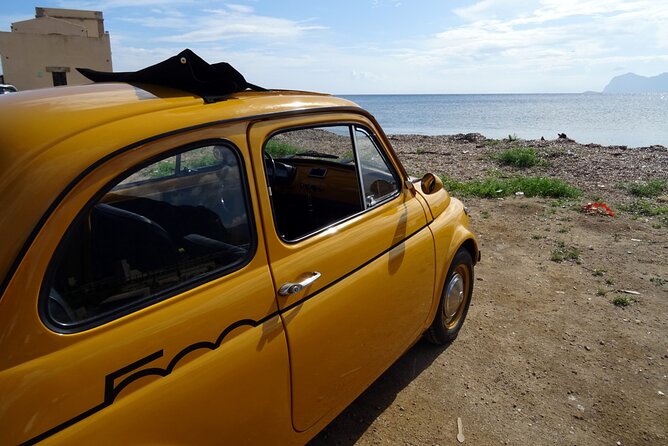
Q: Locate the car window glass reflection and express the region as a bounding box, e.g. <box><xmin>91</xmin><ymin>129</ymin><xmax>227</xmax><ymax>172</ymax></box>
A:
<box><xmin>264</xmin><ymin>125</ymin><xmax>400</xmax><ymax>242</ymax></box>
<box><xmin>47</xmin><ymin>144</ymin><xmax>253</xmax><ymax>328</ymax></box>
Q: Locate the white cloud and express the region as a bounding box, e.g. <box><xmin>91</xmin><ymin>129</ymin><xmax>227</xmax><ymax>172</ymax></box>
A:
<box><xmin>59</xmin><ymin>0</ymin><xmax>194</xmax><ymax>9</ymax></box>
<box><xmin>371</xmin><ymin>0</ymin><xmax>403</xmax><ymax>8</ymax></box>
<box><xmin>390</xmin><ymin>0</ymin><xmax>668</xmax><ymax>91</ymax></box>
<box><xmin>83</xmin><ymin>0</ymin><xmax>668</xmax><ymax>93</ymax></box>
<box><xmin>120</xmin><ymin>5</ymin><xmax>327</xmax><ymax>43</ymax></box>
<box><xmin>226</xmin><ymin>4</ymin><xmax>254</xmax><ymax>14</ymax></box>
<box><xmin>454</xmin><ymin>0</ymin><xmax>536</xmax><ymax>21</ymax></box>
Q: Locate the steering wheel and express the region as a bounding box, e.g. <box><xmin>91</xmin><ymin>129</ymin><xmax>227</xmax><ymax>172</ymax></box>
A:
<box><xmin>264</xmin><ymin>150</ymin><xmax>276</xmax><ymax>186</ymax></box>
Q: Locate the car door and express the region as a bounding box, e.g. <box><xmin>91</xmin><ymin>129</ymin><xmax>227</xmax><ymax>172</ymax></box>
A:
<box><xmin>249</xmin><ymin>113</ymin><xmax>437</xmax><ymax>431</ymax></box>
<box><xmin>0</xmin><ymin>124</ymin><xmax>293</xmax><ymax>445</ymax></box>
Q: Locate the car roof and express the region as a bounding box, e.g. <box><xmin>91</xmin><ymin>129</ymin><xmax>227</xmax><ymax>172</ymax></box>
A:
<box><xmin>0</xmin><ymin>82</ymin><xmax>360</xmax><ymax>296</ymax></box>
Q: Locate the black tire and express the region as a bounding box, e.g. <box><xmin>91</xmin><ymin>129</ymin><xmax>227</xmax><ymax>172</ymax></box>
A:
<box><xmin>425</xmin><ymin>249</ymin><xmax>474</xmax><ymax>345</ymax></box>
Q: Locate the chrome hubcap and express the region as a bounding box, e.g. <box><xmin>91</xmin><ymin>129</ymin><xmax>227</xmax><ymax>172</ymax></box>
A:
<box><xmin>444</xmin><ymin>272</ymin><xmax>464</xmax><ymax>324</ymax></box>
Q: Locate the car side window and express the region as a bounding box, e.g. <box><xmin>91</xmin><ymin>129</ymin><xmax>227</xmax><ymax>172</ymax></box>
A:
<box><xmin>355</xmin><ymin>127</ymin><xmax>400</xmax><ymax>207</ymax></box>
<box><xmin>264</xmin><ymin>124</ymin><xmax>399</xmax><ymax>241</ymax></box>
<box><xmin>44</xmin><ymin>143</ymin><xmax>253</xmax><ymax>330</ymax></box>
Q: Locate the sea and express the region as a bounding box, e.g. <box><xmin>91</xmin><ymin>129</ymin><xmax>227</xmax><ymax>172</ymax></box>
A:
<box><xmin>342</xmin><ymin>93</ymin><xmax>668</xmax><ymax>148</ymax></box>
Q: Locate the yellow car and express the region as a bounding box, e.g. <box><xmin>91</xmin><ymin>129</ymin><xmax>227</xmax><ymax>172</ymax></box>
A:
<box><xmin>0</xmin><ymin>50</ymin><xmax>479</xmax><ymax>445</ymax></box>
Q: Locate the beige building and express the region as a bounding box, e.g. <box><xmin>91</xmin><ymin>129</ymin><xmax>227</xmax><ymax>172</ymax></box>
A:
<box><xmin>0</xmin><ymin>7</ymin><xmax>112</xmax><ymax>90</ymax></box>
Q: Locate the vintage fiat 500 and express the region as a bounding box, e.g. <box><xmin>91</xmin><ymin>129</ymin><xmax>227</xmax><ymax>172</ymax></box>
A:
<box><xmin>0</xmin><ymin>51</ymin><xmax>479</xmax><ymax>445</ymax></box>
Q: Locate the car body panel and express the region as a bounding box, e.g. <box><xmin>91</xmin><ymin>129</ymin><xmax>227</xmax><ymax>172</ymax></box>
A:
<box><xmin>0</xmin><ymin>84</ymin><xmax>357</xmax><ymax>295</ymax></box>
<box><xmin>0</xmin><ymin>82</ymin><xmax>478</xmax><ymax>445</ymax></box>
<box><xmin>248</xmin><ymin>114</ymin><xmax>437</xmax><ymax>430</ymax></box>
<box><xmin>0</xmin><ymin>123</ymin><xmax>294</xmax><ymax>445</ymax></box>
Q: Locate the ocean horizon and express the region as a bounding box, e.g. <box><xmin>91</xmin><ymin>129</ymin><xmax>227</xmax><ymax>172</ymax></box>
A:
<box><xmin>342</xmin><ymin>93</ymin><xmax>668</xmax><ymax>148</ymax></box>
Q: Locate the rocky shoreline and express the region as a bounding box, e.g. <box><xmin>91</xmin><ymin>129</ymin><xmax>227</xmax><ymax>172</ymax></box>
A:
<box><xmin>388</xmin><ymin>133</ymin><xmax>668</xmax><ymax>204</ymax></box>
<box><xmin>312</xmin><ymin>133</ymin><xmax>668</xmax><ymax>446</ymax></box>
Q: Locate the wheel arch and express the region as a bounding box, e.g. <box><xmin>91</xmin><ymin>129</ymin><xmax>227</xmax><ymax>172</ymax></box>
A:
<box><xmin>460</xmin><ymin>237</ymin><xmax>480</xmax><ymax>266</ymax></box>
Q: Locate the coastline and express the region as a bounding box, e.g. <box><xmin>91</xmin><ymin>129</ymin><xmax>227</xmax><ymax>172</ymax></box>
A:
<box><xmin>312</xmin><ymin>133</ymin><xmax>667</xmax><ymax>445</ymax></box>
<box><xmin>388</xmin><ymin>132</ymin><xmax>668</xmax><ymax>205</ymax></box>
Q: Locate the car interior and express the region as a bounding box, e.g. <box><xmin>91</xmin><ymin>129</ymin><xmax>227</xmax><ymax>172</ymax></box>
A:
<box><xmin>265</xmin><ymin>126</ymin><xmax>398</xmax><ymax>241</ymax></box>
<box><xmin>47</xmin><ymin>145</ymin><xmax>251</xmax><ymax>327</ymax></box>
<box><xmin>46</xmin><ymin>127</ymin><xmax>399</xmax><ymax>327</ymax></box>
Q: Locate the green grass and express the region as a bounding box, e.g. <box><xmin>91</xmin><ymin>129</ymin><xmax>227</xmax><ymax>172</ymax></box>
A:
<box><xmin>265</xmin><ymin>140</ymin><xmax>301</xmax><ymax>157</ymax></box>
<box><xmin>147</xmin><ymin>159</ymin><xmax>176</xmax><ymax>178</ymax></box>
<box><xmin>596</xmin><ymin>288</ymin><xmax>607</xmax><ymax>296</ymax></box>
<box><xmin>183</xmin><ymin>153</ymin><xmax>218</xmax><ymax>169</ymax></box>
<box><xmin>621</xmin><ymin>199</ymin><xmax>668</xmax><ymax>222</ymax></box>
<box><xmin>494</xmin><ymin>147</ymin><xmax>540</xmax><ymax>168</ymax></box>
<box><xmin>613</xmin><ymin>295</ymin><xmax>635</xmax><ymax>307</ymax></box>
<box><xmin>622</xmin><ymin>179</ymin><xmax>666</xmax><ymax>197</ymax></box>
<box><xmin>592</xmin><ymin>268</ymin><xmax>607</xmax><ymax>277</ymax></box>
<box><xmin>550</xmin><ymin>241</ymin><xmax>581</xmax><ymax>263</ymax></box>
<box><xmin>442</xmin><ymin>175</ymin><xmax>581</xmax><ymax>199</ymax></box>
<box><xmin>650</xmin><ymin>276</ymin><xmax>666</xmax><ymax>286</ymax></box>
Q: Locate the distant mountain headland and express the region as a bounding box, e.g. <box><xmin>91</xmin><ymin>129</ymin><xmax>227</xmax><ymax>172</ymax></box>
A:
<box><xmin>603</xmin><ymin>72</ymin><xmax>668</xmax><ymax>93</ymax></box>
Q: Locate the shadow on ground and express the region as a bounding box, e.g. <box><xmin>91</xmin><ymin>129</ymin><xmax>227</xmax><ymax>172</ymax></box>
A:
<box><xmin>308</xmin><ymin>340</ymin><xmax>448</xmax><ymax>445</ymax></box>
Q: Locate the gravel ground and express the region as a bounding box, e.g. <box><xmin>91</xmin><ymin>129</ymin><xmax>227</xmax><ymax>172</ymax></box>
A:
<box><xmin>309</xmin><ymin>134</ymin><xmax>667</xmax><ymax>446</ymax></box>
<box><xmin>388</xmin><ymin>133</ymin><xmax>668</xmax><ymax>205</ymax></box>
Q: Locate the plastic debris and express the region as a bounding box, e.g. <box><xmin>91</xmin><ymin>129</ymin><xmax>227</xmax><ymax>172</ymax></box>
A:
<box><xmin>456</xmin><ymin>417</ymin><xmax>465</xmax><ymax>443</ymax></box>
<box><xmin>581</xmin><ymin>202</ymin><xmax>614</xmax><ymax>217</ymax></box>
<box><xmin>515</xmin><ymin>191</ymin><xmax>525</xmax><ymax>196</ymax></box>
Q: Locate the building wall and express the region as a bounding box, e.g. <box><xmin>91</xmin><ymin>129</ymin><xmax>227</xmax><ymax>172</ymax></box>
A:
<box><xmin>11</xmin><ymin>17</ymin><xmax>89</xmax><ymax>37</ymax></box>
<box><xmin>35</xmin><ymin>7</ymin><xmax>105</xmax><ymax>37</ymax></box>
<box><xmin>0</xmin><ymin>8</ymin><xmax>111</xmax><ymax>91</ymax></box>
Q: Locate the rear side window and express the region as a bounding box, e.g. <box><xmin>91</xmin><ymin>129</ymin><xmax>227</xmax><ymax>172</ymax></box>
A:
<box><xmin>43</xmin><ymin>143</ymin><xmax>254</xmax><ymax>331</ymax></box>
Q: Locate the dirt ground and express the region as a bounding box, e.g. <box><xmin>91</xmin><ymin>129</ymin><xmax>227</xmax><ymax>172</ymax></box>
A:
<box><xmin>310</xmin><ymin>137</ymin><xmax>667</xmax><ymax>445</ymax></box>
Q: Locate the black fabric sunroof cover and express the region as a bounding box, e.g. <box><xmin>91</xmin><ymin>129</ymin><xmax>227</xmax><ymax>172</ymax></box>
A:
<box><xmin>77</xmin><ymin>49</ymin><xmax>264</xmax><ymax>101</ymax></box>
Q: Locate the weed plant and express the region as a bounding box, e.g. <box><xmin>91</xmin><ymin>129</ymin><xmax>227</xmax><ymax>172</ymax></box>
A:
<box><xmin>613</xmin><ymin>296</ymin><xmax>634</xmax><ymax>307</ymax></box>
<box><xmin>550</xmin><ymin>241</ymin><xmax>581</xmax><ymax>263</ymax></box>
<box><xmin>622</xmin><ymin>199</ymin><xmax>668</xmax><ymax>217</ymax></box>
<box><xmin>265</xmin><ymin>140</ymin><xmax>300</xmax><ymax>157</ymax></box>
<box><xmin>442</xmin><ymin>175</ymin><xmax>580</xmax><ymax>199</ymax></box>
<box><xmin>494</xmin><ymin>147</ymin><xmax>540</xmax><ymax>168</ymax></box>
<box><xmin>622</xmin><ymin>179</ymin><xmax>666</xmax><ymax>197</ymax></box>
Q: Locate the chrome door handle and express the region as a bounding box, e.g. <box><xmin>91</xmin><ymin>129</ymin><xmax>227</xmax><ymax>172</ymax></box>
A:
<box><xmin>278</xmin><ymin>272</ymin><xmax>321</xmax><ymax>296</ymax></box>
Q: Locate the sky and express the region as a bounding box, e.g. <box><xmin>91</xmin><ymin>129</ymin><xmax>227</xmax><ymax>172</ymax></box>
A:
<box><xmin>1</xmin><ymin>0</ymin><xmax>667</xmax><ymax>94</ymax></box>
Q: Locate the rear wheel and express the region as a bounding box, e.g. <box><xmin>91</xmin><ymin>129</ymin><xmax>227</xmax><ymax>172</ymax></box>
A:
<box><xmin>425</xmin><ymin>249</ymin><xmax>474</xmax><ymax>345</ymax></box>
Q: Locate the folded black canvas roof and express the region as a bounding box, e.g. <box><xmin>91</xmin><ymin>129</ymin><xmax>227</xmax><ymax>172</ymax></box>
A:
<box><xmin>78</xmin><ymin>49</ymin><xmax>264</xmax><ymax>102</ymax></box>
